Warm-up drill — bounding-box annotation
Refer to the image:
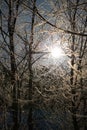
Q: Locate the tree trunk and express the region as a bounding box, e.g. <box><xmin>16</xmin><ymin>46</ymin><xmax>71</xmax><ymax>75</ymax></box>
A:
<box><xmin>8</xmin><ymin>0</ymin><xmax>20</xmax><ymax>129</ymax></box>
<box><xmin>70</xmin><ymin>34</ymin><xmax>79</xmax><ymax>130</ymax></box>
<box><xmin>9</xmin><ymin>29</ymin><xmax>19</xmax><ymax>130</ymax></box>
<box><xmin>27</xmin><ymin>1</ymin><xmax>36</xmax><ymax>130</ymax></box>
<box><xmin>68</xmin><ymin>1</ymin><xmax>80</xmax><ymax>129</ymax></box>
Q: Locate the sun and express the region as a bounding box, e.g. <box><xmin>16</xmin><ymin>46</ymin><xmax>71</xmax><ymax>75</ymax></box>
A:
<box><xmin>51</xmin><ymin>47</ymin><xmax>63</xmax><ymax>58</ymax></box>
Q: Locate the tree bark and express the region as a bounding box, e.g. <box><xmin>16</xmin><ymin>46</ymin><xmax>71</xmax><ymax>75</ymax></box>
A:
<box><xmin>69</xmin><ymin>1</ymin><xmax>80</xmax><ymax>129</ymax></box>
<box><xmin>27</xmin><ymin>1</ymin><xmax>36</xmax><ymax>130</ymax></box>
<box><xmin>8</xmin><ymin>0</ymin><xmax>20</xmax><ymax>129</ymax></box>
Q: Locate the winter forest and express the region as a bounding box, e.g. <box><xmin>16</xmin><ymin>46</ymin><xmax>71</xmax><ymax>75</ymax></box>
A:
<box><xmin>0</xmin><ymin>0</ymin><xmax>87</xmax><ymax>130</ymax></box>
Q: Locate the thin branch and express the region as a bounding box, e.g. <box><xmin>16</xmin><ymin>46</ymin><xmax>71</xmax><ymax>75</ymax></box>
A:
<box><xmin>36</xmin><ymin>9</ymin><xmax>87</xmax><ymax>37</ymax></box>
<box><xmin>22</xmin><ymin>2</ymin><xmax>87</xmax><ymax>37</ymax></box>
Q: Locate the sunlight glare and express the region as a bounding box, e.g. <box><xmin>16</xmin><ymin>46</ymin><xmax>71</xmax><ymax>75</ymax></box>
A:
<box><xmin>51</xmin><ymin>47</ymin><xmax>63</xmax><ymax>58</ymax></box>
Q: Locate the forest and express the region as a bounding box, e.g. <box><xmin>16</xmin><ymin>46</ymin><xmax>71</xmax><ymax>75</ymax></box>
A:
<box><xmin>0</xmin><ymin>0</ymin><xmax>87</xmax><ymax>130</ymax></box>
